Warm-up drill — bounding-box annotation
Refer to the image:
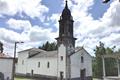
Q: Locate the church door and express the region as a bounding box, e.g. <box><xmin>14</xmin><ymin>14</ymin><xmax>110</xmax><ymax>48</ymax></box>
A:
<box><xmin>0</xmin><ymin>72</ymin><xmax>4</xmax><ymax>80</ymax></box>
<box><xmin>60</xmin><ymin>71</ymin><xmax>64</xmax><ymax>80</ymax></box>
<box><xmin>31</xmin><ymin>69</ymin><xmax>34</xmax><ymax>76</ymax></box>
<box><xmin>80</xmin><ymin>69</ymin><xmax>86</xmax><ymax>80</ymax></box>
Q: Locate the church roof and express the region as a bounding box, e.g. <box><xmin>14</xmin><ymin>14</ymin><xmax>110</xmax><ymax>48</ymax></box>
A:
<box><xmin>18</xmin><ymin>48</ymin><xmax>57</xmax><ymax>58</ymax></box>
<box><xmin>75</xmin><ymin>47</ymin><xmax>92</xmax><ymax>57</ymax></box>
<box><xmin>18</xmin><ymin>48</ymin><xmax>46</xmax><ymax>53</ymax></box>
<box><xmin>30</xmin><ymin>51</ymin><xmax>57</xmax><ymax>58</ymax></box>
<box><xmin>18</xmin><ymin>47</ymin><xmax>91</xmax><ymax>58</ymax></box>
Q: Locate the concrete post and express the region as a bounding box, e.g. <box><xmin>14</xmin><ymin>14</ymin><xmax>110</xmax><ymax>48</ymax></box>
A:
<box><xmin>102</xmin><ymin>56</ymin><xmax>106</xmax><ymax>79</ymax></box>
<box><xmin>117</xmin><ymin>59</ymin><xmax>120</xmax><ymax>77</ymax></box>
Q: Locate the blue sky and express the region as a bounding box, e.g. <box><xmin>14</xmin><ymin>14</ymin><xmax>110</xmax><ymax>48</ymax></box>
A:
<box><xmin>0</xmin><ymin>0</ymin><xmax>120</xmax><ymax>56</ymax></box>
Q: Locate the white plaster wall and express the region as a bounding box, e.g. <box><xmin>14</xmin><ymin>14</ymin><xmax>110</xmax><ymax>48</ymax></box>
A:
<box><xmin>57</xmin><ymin>44</ymin><xmax>66</xmax><ymax>78</ymax></box>
<box><xmin>83</xmin><ymin>50</ymin><xmax>92</xmax><ymax>77</ymax></box>
<box><xmin>71</xmin><ymin>50</ymin><xmax>81</xmax><ymax>78</ymax></box>
<box><xmin>26</xmin><ymin>57</ymin><xmax>57</xmax><ymax>76</ymax></box>
<box><xmin>71</xmin><ymin>49</ymin><xmax>92</xmax><ymax>78</ymax></box>
<box><xmin>16</xmin><ymin>51</ymin><xmax>28</xmax><ymax>74</ymax></box>
<box><xmin>16</xmin><ymin>50</ymin><xmax>58</xmax><ymax>77</ymax></box>
<box><xmin>0</xmin><ymin>58</ymin><xmax>13</xmax><ymax>80</ymax></box>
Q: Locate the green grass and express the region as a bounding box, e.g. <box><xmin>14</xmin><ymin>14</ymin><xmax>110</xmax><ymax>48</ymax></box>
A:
<box><xmin>15</xmin><ymin>77</ymin><xmax>31</xmax><ymax>80</ymax></box>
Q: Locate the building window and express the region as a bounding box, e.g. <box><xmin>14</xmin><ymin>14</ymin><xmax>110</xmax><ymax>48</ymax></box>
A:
<box><xmin>81</xmin><ymin>56</ymin><xmax>84</xmax><ymax>63</ymax></box>
<box><xmin>61</xmin><ymin>56</ymin><xmax>63</xmax><ymax>61</ymax></box>
<box><xmin>60</xmin><ymin>71</ymin><xmax>64</xmax><ymax>80</ymax></box>
<box><xmin>47</xmin><ymin>62</ymin><xmax>50</xmax><ymax>68</ymax></box>
<box><xmin>38</xmin><ymin>62</ymin><xmax>40</xmax><ymax>68</ymax></box>
<box><xmin>22</xmin><ymin>60</ymin><xmax>24</xmax><ymax>65</ymax></box>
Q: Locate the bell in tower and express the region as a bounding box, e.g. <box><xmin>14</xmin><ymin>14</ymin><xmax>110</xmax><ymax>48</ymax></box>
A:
<box><xmin>56</xmin><ymin>0</ymin><xmax>77</xmax><ymax>49</ymax></box>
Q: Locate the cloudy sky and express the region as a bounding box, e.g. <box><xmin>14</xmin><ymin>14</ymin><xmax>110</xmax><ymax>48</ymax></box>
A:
<box><xmin>0</xmin><ymin>0</ymin><xmax>120</xmax><ymax>56</ymax></box>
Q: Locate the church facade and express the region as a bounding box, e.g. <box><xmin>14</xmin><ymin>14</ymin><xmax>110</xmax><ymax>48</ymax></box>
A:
<box><xmin>16</xmin><ymin>1</ymin><xmax>92</xmax><ymax>80</ymax></box>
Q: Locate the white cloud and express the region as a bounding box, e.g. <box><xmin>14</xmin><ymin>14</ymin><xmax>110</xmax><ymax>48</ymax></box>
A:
<box><xmin>1</xmin><ymin>19</ymin><xmax>58</xmax><ymax>56</ymax></box>
<box><xmin>1</xmin><ymin>0</ymin><xmax>120</xmax><ymax>56</ymax></box>
<box><xmin>29</xmin><ymin>25</ymin><xmax>57</xmax><ymax>42</ymax></box>
<box><xmin>0</xmin><ymin>28</ymin><xmax>23</xmax><ymax>55</ymax></box>
<box><xmin>102</xmin><ymin>1</ymin><xmax>120</xmax><ymax>27</ymax></box>
<box><xmin>7</xmin><ymin>18</ymin><xmax>31</xmax><ymax>32</ymax></box>
<box><xmin>49</xmin><ymin>13</ymin><xmax>60</xmax><ymax>30</ymax></box>
<box><xmin>0</xmin><ymin>28</ymin><xmax>22</xmax><ymax>43</ymax></box>
<box><xmin>0</xmin><ymin>0</ymin><xmax>49</xmax><ymax>20</ymax></box>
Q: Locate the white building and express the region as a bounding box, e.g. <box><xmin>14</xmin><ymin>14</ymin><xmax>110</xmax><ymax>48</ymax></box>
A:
<box><xmin>16</xmin><ymin>1</ymin><xmax>92</xmax><ymax>80</ymax></box>
<box><xmin>0</xmin><ymin>53</ymin><xmax>13</xmax><ymax>80</ymax></box>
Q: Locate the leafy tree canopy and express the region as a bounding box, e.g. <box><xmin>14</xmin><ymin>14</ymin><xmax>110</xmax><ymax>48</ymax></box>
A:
<box><xmin>38</xmin><ymin>41</ymin><xmax>57</xmax><ymax>51</ymax></box>
<box><xmin>0</xmin><ymin>41</ymin><xmax>3</xmax><ymax>53</ymax></box>
<box><xmin>93</xmin><ymin>42</ymin><xmax>118</xmax><ymax>78</ymax></box>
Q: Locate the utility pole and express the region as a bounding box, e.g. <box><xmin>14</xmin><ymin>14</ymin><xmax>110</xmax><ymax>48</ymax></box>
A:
<box><xmin>12</xmin><ymin>41</ymin><xmax>24</xmax><ymax>80</ymax></box>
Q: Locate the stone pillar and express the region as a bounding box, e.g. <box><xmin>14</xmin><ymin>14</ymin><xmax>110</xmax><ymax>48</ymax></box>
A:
<box><xmin>102</xmin><ymin>56</ymin><xmax>106</xmax><ymax>79</ymax></box>
<box><xmin>117</xmin><ymin>59</ymin><xmax>120</xmax><ymax>77</ymax></box>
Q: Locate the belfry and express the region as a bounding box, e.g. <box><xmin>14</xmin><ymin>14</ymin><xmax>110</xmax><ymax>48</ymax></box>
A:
<box><xmin>56</xmin><ymin>0</ymin><xmax>77</xmax><ymax>49</ymax></box>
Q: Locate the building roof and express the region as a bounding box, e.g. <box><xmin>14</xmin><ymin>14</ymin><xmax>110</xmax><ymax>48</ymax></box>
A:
<box><xmin>31</xmin><ymin>51</ymin><xmax>57</xmax><ymax>58</ymax></box>
<box><xmin>18</xmin><ymin>48</ymin><xmax>46</xmax><ymax>53</ymax></box>
<box><xmin>18</xmin><ymin>48</ymin><xmax>57</xmax><ymax>58</ymax></box>
<box><xmin>28</xmin><ymin>48</ymin><xmax>46</xmax><ymax>58</ymax></box>
<box><xmin>0</xmin><ymin>53</ymin><xmax>13</xmax><ymax>59</ymax></box>
<box><xmin>74</xmin><ymin>47</ymin><xmax>92</xmax><ymax>57</ymax></box>
<box><xmin>0</xmin><ymin>53</ymin><xmax>10</xmax><ymax>57</ymax></box>
<box><xmin>19</xmin><ymin>46</ymin><xmax>91</xmax><ymax>59</ymax></box>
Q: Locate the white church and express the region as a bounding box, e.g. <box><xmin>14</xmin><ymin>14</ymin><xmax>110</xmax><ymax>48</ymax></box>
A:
<box><xmin>16</xmin><ymin>1</ymin><xmax>92</xmax><ymax>80</ymax></box>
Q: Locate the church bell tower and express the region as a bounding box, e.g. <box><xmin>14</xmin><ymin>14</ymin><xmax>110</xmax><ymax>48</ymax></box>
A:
<box><xmin>56</xmin><ymin>0</ymin><xmax>77</xmax><ymax>49</ymax></box>
<box><xmin>56</xmin><ymin>1</ymin><xmax>77</xmax><ymax>80</ymax></box>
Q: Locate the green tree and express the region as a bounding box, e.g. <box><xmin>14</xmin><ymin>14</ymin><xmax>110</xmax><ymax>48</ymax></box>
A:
<box><xmin>0</xmin><ymin>41</ymin><xmax>3</xmax><ymax>53</ymax></box>
<box><xmin>93</xmin><ymin>42</ymin><xmax>106</xmax><ymax>78</ymax></box>
<box><xmin>39</xmin><ymin>41</ymin><xmax>57</xmax><ymax>51</ymax></box>
<box><xmin>105</xmin><ymin>47</ymin><xmax>117</xmax><ymax>76</ymax></box>
<box><xmin>93</xmin><ymin>42</ymin><xmax>118</xmax><ymax>78</ymax></box>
